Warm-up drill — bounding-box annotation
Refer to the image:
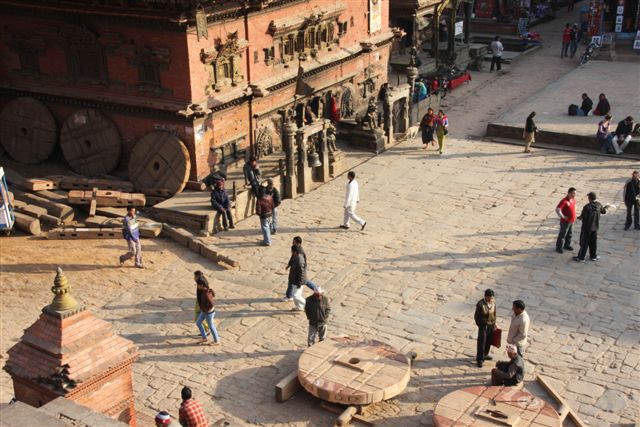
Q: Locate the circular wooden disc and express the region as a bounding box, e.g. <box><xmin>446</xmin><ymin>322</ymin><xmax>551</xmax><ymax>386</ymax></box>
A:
<box><xmin>60</xmin><ymin>108</ymin><xmax>122</xmax><ymax>176</ymax></box>
<box><xmin>298</xmin><ymin>337</ymin><xmax>410</xmax><ymax>405</ymax></box>
<box><xmin>0</xmin><ymin>97</ymin><xmax>57</xmax><ymax>164</ymax></box>
<box><xmin>433</xmin><ymin>386</ymin><xmax>561</xmax><ymax>426</ymax></box>
<box><xmin>128</xmin><ymin>131</ymin><xmax>190</xmax><ymax>195</ymax></box>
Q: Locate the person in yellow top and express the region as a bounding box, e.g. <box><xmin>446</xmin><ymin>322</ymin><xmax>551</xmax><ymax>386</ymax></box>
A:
<box><xmin>434</xmin><ymin>110</ymin><xmax>449</xmax><ymax>155</ymax></box>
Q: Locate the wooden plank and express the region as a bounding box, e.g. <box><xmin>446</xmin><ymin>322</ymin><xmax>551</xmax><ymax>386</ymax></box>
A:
<box><xmin>162</xmin><ymin>224</ymin><xmax>192</xmax><ymax>247</ymax></box>
<box><xmin>199</xmin><ymin>244</ymin><xmax>219</xmax><ymax>262</ymax></box>
<box><xmin>35</xmin><ymin>190</ymin><xmax>68</xmax><ymax>203</ymax></box>
<box><xmin>151</xmin><ymin>209</ymin><xmax>205</xmax><ymax>230</ymax></box>
<box><xmin>94</xmin><ymin>207</ymin><xmax>127</xmax><ymax>218</ymax></box>
<box><xmin>320</xmin><ymin>402</ymin><xmax>375</xmax><ymax>427</ymax></box>
<box><xmin>47</xmin><ymin>228</ymin><xmax>120</xmax><ymax>240</ymax></box>
<box><xmin>217</xmin><ymin>254</ymin><xmax>239</xmax><ymax>268</ymax></box>
<box><xmin>12</xmin><ymin>190</ymin><xmax>74</xmax><ymax>222</ymax></box>
<box><xmin>3</xmin><ymin>169</ymin><xmax>56</xmax><ymax>191</ymax></box>
<box><xmin>84</xmin><ymin>215</ymin><xmax>121</xmax><ymax>228</ymax></box>
<box><xmin>53</xmin><ymin>176</ymin><xmax>135</xmax><ymax>192</ymax></box>
<box><xmin>12</xmin><ymin>200</ymin><xmax>48</xmax><ymax>217</ymax></box>
<box><xmin>275</xmin><ymin>370</ymin><xmax>301</xmax><ymax>403</ymax></box>
<box><xmin>68</xmin><ymin>189</ymin><xmax>146</xmax><ymax>207</ymax></box>
<box><xmin>336</xmin><ymin>406</ymin><xmax>357</xmax><ymax>427</ymax></box>
<box><xmin>536</xmin><ymin>375</ymin><xmax>586</xmax><ymax>426</ymax></box>
<box><xmin>13</xmin><ymin>212</ymin><xmax>41</xmax><ymax>235</ymax></box>
<box><xmin>185</xmin><ymin>181</ymin><xmax>207</xmax><ymax>191</ymax></box>
<box><xmin>139</xmin><ymin>222</ymin><xmax>163</xmax><ymax>238</ymax></box>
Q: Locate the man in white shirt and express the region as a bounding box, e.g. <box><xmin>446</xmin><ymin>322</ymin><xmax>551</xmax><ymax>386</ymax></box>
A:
<box><xmin>340</xmin><ymin>171</ymin><xmax>366</xmax><ymax>231</ymax></box>
<box><xmin>490</xmin><ymin>36</ymin><xmax>504</xmax><ymax>73</ymax></box>
<box><xmin>506</xmin><ymin>300</ymin><xmax>530</xmax><ymax>357</ymax></box>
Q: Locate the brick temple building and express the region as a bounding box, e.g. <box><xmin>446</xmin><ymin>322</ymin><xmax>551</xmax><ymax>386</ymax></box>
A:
<box><xmin>0</xmin><ymin>0</ymin><xmax>396</xmax><ymax>182</ymax></box>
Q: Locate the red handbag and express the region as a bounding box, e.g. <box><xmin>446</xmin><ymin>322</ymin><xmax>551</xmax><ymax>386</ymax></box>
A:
<box><xmin>492</xmin><ymin>327</ymin><xmax>502</xmax><ymax>348</ymax></box>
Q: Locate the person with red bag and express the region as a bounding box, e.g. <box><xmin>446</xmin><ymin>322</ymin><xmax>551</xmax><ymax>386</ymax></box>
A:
<box><xmin>474</xmin><ymin>289</ymin><xmax>497</xmax><ymax>368</ymax></box>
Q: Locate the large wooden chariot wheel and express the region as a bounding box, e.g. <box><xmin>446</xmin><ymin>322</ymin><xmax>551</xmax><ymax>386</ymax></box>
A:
<box><xmin>433</xmin><ymin>386</ymin><xmax>562</xmax><ymax>426</ymax></box>
<box><xmin>128</xmin><ymin>131</ymin><xmax>190</xmax><ymax>196</ymax></box>
<box><xmin>0</xmin><ymin>97</ymin><xmax>57</xmax><ymax>164</ymax></box>
<box><xmin>60</xmin><ymin>108</ymin><xmax>122</xmax><ymax>176</ymax></box>
<box><xmin>298</xmin><ymin>337</ymin><xmax>411</xmax><ymax>406</ymax></box>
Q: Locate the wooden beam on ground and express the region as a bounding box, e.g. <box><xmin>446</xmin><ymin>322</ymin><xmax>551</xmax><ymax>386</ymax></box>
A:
<box><xmin>94</xmin><ymin>207</ymin><xmax>127</xmax><ymax>218</ymax></box>
<box><xmin>320</xmin><ymin>402</ymin><xmax>375</xmax><ymax>426</ymax></box>
<box><xmin>68</xmin><ymin>189</ymin><xmax>146</xmax><ymax>207</ymax></box>
<box><xmin>50</xmin><ymin>176</ymin><xmax>135</xmax><ymax>192</ymax></box>
<box><xmin>13</xmin><ymin>212</ymin><xmax>41</xmax><ymax>235</ymax></box>
<box><xmin>185</xmin><ymin>181</ymin><xmax>207</xmax><ymax>191</ymax></box>
<box><xmin>47</xmin><ymin>227</ymin><xmax>121</xmax><ymax>240</ymax></box>
<box><xmin>12</xmin><ymin>200</ymin><xmax>61</xmax><ymax>227</ymax></box>
<box><xmin>275</xmin><ymin>370</ymin><xmax>301</xmax><ymax>402</ymax></box>
<box><xmin>162</xmin><ymin>224</ymin><xmax>192</xmax><ymax>247</ymax></box>
<box><xmin>536</xmin><ymin>375</ymin><xmax>586</xmax><ymax>426</ymax></box>
<box><xmin>4</xmin><ymin>169</ymin><xmax>56</xmax><ymax>191</ymax></box>
<box><xmin>35</xmin><ymin>190</ymin><xmax>68</xmax><ymax>203</ymax></box>
<box><xmin>12</xmin><ymin>190</ymin><xmax>74</xmax><ymax>223</ymax></box>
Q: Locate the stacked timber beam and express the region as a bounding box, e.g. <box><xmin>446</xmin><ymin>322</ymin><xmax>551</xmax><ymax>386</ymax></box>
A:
<box><xmin>162</xmin><ymin>224</ymin><xmax>239</xmax><ymax>269</ymax></box>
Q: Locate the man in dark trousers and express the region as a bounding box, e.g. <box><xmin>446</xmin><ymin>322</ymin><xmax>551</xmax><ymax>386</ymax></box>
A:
<box><xmin>305</xmin><ymin>286</ymin><xmax>331</xmax><ymax>346</ymax></box>
<box><xmin>574</xmin><ymin>192</ymin><xmax>609</xmax><ymax>262</ymax></box>
<box><xmin>289</xmin><ymin>245</ymin><xmax>307</xmax><ymax>311</ymax></box>
<box><xmin>474</xmin><ymin>289</ymin><xmax>497</xmax><ymax>368</ymax></box>
<box><xmin>284</xmin><ymin>236</ymin><xmax>317</xmax><ymax>301</ymax></box>
<box><xmin>210</xmin><ymin>180</ymin><xmax>233</xmax><ymax>232</ymax></box>
<box><xmin>623</xmin><ymin>171</ymin><xmax>640</xmax><ymax>230</ymax></box>
<box><xmin>555</xmin><ymin>187</ymin><xmax>576</xmax><ymax>253</ymax></box>
<box><xmin>255</xmin><ymin>190</ymin><xmax>274</xmax><ymax>246</ymax></box>
<box><xmin>119</xmin><ymin>207</ymin><xmax>143</xmax><ymax>268</ymax></box>
<box><xmin>243</xmin><ymin>156</ymin><xmax>261</xmax><ymax>196</ymax></box>
<box><xmin>263</xmin><ymin>178</ymin><xmax>281</xmax><ymax>234</ymax></box>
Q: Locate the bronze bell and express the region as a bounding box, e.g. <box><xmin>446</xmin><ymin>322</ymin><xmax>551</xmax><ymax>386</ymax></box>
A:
<box><xmin>308</xmin><ymin>151</ymin><xmax>321</xmax><ymax>168</ymax></box>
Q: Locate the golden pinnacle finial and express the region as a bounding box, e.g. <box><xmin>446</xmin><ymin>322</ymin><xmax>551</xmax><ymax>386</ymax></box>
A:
<box><xmin>49</xmin><ymin>267</ymin><xmax>78</xmax><ymax>312</ymax></box>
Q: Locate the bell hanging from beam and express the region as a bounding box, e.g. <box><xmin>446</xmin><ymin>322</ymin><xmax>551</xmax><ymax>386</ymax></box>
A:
<box><xmin>307</xmin><ymin>151</ymin><xmax>321</xmax><ymax>168</ymax></box>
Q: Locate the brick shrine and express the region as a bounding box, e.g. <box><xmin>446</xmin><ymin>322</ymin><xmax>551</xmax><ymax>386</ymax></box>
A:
<box><xmin>3</xmin><ymin>268</ymin><xmax>139</xmax><ymax>426</ymax></box>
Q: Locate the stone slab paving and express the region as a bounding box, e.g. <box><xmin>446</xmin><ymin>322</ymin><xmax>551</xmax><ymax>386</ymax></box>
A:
<box><xmin>2</xmin><ymin>135</ymin><xmax>639</xmax><ymax>426</ymax></box>
<box><xmin>489</xmin><ymin>61</ymin><xmax>640</xmax><ymax>136</ymax></box>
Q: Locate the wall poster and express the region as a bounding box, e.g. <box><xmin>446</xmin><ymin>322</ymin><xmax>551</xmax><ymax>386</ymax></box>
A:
<box><xmin>369</xmin><ymin>0</ymin><xmax>382</xmax><ymax>33</ymax></box>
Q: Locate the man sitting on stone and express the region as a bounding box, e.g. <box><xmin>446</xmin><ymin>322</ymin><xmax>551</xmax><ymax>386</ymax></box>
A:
<box><xmin>612</xmin><ymin>116</ymin><xmax>635</xmax><ymax>155</ymax></box>
<box><xmin>491</xmin><ymin>344</ymin><xmax>525</xmax><ymax>387</ymax></box>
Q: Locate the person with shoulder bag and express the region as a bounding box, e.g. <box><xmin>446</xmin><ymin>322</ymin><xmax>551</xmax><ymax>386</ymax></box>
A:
<box><xmin>474</xmin><ymin>289</ymin><xmax>497</xmax><ymax>367</ymax></box>
<box><xmin>196</xmin><ymin>282</ymin><xmax>220</xmax><ymax>346</ymax></box>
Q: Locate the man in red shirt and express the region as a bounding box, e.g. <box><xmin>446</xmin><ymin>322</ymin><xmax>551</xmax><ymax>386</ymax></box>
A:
<box><xmin>178</xmin><ymin>386</ymin><xmax>208</xmax><ymax>427</ymax></box>
<box><xmin>555</xmin><ymin>187</ymin><xmax>577</xmax><ymax>253</ymax></box>
<box><xmin>561</xmin><ymin>23</ymin><xmax>572</xmax><ymax>58</ymax></box>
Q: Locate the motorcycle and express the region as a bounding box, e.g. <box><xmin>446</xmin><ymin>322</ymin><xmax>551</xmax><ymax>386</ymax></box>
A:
<box><xmin>579</xmin><ymin>42</ymin><xmax>596</xmax><ymax>66</ymax></box>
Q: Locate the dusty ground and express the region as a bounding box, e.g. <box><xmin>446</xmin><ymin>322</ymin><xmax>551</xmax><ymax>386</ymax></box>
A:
<box><xmin>1</xmin><ymin>6</ymin><xmax>639</xmax><ymax>427</ymax></box>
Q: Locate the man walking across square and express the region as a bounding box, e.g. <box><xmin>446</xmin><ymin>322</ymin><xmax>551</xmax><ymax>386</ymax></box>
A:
<box><xmin>506</xmin><ymin>300</ymin><xmax>530</xmax><ymax>357</ymax></box>
<box><xmin>305</xmin><ymin>286</ymin><xmax>330</xmax><ymax>346</ymax></box>
<box><xmin>119</xmin><ymin>207</ymin><xmax>143</xmax><ymax>268</ymax></box>
<box><xmin>474</xmin><ymin>289</ymin><xmax>496</xmax><ymax>368</ymax></box>
<box><xmin>289</xmin><ymin>245</ymin><xmax>307</xmax><ymax>311</ymax></box>
<box><xmin>255</xmin><ymin>190</ymin><xmax>274</xmax><ymax>246</ymax></box>
<box><xmin>284</xmin><ymin>236</ymin><xmax>317</xmax><ymax>301</ymax></box>
<box><xmin>340</xmin><ymin>171</ymin><xmax>366</xmax><ymax>231</ymax></box>
<box><xmin>555</xmin><ymin>187</ymin><xmax>576</xmax><ymax>253</ymax></box>
<box><xmin>263</xmin><ymin>178</ymin><xmax>281</xmax><ymax>234</ymax></box>
<box><xmin>623</xmin><ymin>170</ymin><xmax>640</xmax><ymax>230</ymax></box>
<box><xmin>574</xmin><ymin>192</ymin><xmax>609</xmax><ymax>262</ymax></box>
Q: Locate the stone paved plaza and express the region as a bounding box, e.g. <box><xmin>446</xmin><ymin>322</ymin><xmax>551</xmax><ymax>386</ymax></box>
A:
<box><xmin>2</xmin><ymin>135</ymin><xmax>639</xmax><ymax>426</ymax></box>
<box><xmin>2</xmin><ymin>8</ymin><xmax>640</xmax><ymax>426</ymax></box>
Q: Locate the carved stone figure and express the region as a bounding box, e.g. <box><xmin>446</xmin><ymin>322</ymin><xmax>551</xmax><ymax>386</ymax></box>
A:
<box><xmin>358</xmin><ymin>97</ymin><xmax>379</xmax><ymax>129</ymax></box>
<box><xmin>326</xmin><ymin>124</ymin><xmax>340</xmax><ymax>161</ymax></box>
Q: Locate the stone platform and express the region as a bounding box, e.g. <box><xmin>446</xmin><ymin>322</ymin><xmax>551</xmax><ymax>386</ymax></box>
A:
<box><xmin>486</xmin><ymin>61</ymin><xmax>640</xmax><ymax>155</ymax></box>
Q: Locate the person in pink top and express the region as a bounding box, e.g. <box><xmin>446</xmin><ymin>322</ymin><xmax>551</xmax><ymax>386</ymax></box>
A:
<box><xmin>555</xmin><ymin>187</ymin><xmax>577</xmax><ymax>253</ymax></box>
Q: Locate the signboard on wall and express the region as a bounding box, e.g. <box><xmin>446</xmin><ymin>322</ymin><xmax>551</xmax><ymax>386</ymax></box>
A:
<box><xmin>369</xmin><ymin>0</ymin><xmax>382</xmax><ymax>33</ymax></box>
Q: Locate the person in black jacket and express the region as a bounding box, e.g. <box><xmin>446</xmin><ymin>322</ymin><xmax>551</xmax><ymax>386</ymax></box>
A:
<box><xmin>210</xmin><ymin>181</ymin><xmax>234</xmax><ymax>232</ymax></box>
<box><xmin>475</xmin><ymin>289</ymin><xmax>497</xmax><ymax>367</ymax></box>
<box><xmin>289</xmin><ymin>245</ymin><xmax>307</xmax><ymax>311</ymax></box>
<box><xmin>243</xmin><ymin>156</ymin><xmax>261</xmax><ymax>196</ymax></box>
<box><xmin>612</xmin><ymin>116</ymin><xmax>635</xmax><ymax>155</ymax></box>
<box><xmin>623</xmin><ymin>171</ymin><xmax>640</xmax><ymax>230</ymax></box>
<box><xmin>263</xmin><ymin>178</ymin><xmax>281</xmax><ymax>234</ymax></box>
<box><xmin>577</xmin><ymin>93</ymin><xmax>593</xmax><ymax>116</ymax></box>
<box><xmin>574</xmin><ymin>192</ymin><xmax>609</xmax><ymax>262</ymax></box>
<box><xmin>305</xmin><ymin>286</ymin><xmax>331</xmax><ymax>346</ymax></box>
<box><xmin>523</xmin><ymin>112</ymin><xmax>537</xmax><ymax>153</ymax></box>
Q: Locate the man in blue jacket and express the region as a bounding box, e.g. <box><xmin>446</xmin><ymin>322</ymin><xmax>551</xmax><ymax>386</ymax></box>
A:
<box><xmin>119</xmin><ymin>207</ymin><xmax>143</xmax><ymax>268</ymax></box>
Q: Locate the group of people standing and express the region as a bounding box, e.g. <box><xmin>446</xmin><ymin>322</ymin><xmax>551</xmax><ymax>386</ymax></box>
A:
<box><xmin>420</xmin><ymin>108</ymin><xmax>449</xmax><ymax>155</ymax></box>
<box><xmin>554</xmin><ymin>172</ymin><xmax>638</xmax><ymax>264</ymax></box>
<box><xmin>560</xmin><ymin>22</ymin><xmax>581</xmax><ymax>59</ymax></box>
<box><xmin>474</xmin><ymin>289</ymin><xmax>529</xmax><ymax>387</ymax></box>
